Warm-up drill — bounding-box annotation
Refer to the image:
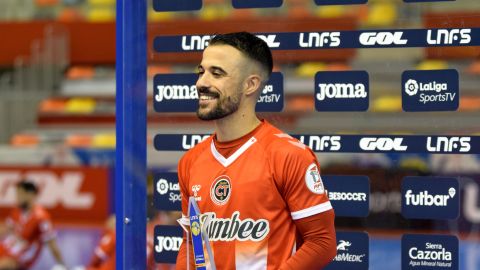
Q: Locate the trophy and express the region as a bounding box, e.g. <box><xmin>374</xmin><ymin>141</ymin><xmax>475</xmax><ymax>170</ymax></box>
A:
<box><xmin>179</xmin><ymin>197</ymin><xmax>216</xmax><ymax>270</ymax></box>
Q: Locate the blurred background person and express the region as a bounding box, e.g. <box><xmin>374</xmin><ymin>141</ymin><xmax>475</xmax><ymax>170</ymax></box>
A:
<box><xmin>0</xmin><ymin>180</ymin><xmax>65</xmax><ymax>270</ymax></box>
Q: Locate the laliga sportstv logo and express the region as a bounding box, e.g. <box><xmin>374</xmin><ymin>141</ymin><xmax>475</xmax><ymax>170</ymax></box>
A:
<box><xmin>156</xmin><ymin>178</ymin><xmax>181</xmax><ymax>203</ymax></box>
<box><xmin>404</xmin><ymin>79</ymin><xmax>449</xmax><ymax>100</ymax></box>
<box><xmin>258</xmin><ymin>85</ymin><xmax>280</xmax><ymax>103</ymax></box>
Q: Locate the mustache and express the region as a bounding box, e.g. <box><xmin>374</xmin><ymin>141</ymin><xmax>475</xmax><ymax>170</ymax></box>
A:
<box><xmin>197</xmin><ymin>87</ymin><xmax>220</xmax><ymax>98</ymax></box>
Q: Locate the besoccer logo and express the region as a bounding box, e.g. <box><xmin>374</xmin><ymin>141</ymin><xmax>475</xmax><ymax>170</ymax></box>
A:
<box><xmin>405</xmin><ymin>79</ymin><xmax>419</xmax><ymax>96</ymax></box>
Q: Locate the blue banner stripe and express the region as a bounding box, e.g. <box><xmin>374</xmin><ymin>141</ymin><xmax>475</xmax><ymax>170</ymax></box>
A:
<box><xmin>154</xmin><ymin>134</ymin><xmax>480</xmax><ymax>154</ymax></box>
<box><xmin>153</xmin><ymin>28</ymin><xmax>480</xmax><ymax>52</ymax></box>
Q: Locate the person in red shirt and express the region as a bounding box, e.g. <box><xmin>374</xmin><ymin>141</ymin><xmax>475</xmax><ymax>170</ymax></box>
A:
<box><xmin>176</xmin><ymin>32</ymin><xmax>336</xmax><ymax>270</ymax></box>
<box><xmin>85</xmin><ymin>215</ymin><xmax>116</xmax><ymax>270</ymax></box>
<box><xmin>0</xmin><ymin>180</ymin><xmax>65</xmax><ymax>270</ymax></box>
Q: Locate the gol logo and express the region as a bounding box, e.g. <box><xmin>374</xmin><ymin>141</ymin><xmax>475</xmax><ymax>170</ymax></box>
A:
<box><xmin>210</xmin><ymin>175</ymin><xmax>232</xmax><ymax>206</ymax></box>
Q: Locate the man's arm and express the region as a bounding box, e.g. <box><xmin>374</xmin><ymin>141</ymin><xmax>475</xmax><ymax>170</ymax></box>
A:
<box><xmin>47</xmin><ymin>238</ymin><xmax>66</xmax><ymax>266</ymax></box>
<box><xmin>175</xmin><ymin>231</ymin><xmax>195</xmax><ymax>270</ymax></box>
<box><xmin>281</xmin><ymin>209</ymin><xmax>336</xmax><ymax>270</ymax></box>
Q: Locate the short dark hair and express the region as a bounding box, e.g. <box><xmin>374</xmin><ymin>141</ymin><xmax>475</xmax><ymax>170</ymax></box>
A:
<box><xmin>17</xmin><ymin>180</ymin><xmax>38</xmax><ymax>194</ymax></box>
<box><xmin>209</xmin><ymin>32</ymin><xmax>273</xmax><ymax>78</ymax></box>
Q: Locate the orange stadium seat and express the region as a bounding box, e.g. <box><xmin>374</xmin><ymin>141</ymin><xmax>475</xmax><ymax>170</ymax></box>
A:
<box><xmin>35</xmin><ymin>0</ymin><xmax>59</xmax><ymax>7</ymax></box>
<box><xmin>10</xmin><ymin>134</ymin><xmax>40</xmax><ymax>147</ymax></box>
<box><xmin>66</xmin><ymin>66</ymin><xmax>95</xmax><ymax>80</ymax></box>
<box><xmin>39</xmin><ymin>99</ymin><xmax>67</xmax><ymax>113</ymax></box>
<box><xmin>65</xmin><ymin>134</ymin><xmax>94</xmax><ymax>147</ymax></box>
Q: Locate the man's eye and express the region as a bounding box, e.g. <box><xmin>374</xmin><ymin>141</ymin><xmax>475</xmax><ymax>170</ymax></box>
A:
<box><xmin>212</xmin><ymin>72</ymin><xmax>222</xmax><ymax>77</ymax></box>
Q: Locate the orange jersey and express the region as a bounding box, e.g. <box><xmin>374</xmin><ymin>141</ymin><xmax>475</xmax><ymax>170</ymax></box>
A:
<box><xmin>1</xmin><ymin>205</ymin><xmax>55</xmax><ymax>268</ymax></box>
<box><xmin>177</xmin><ymin>120</ymin><xmax>332</xmax><ymax>270</ymax></box>
<box><xmin>88</xmin><ymin>229</ymin><xmax>115</xmax><ymax>270</ymax></box>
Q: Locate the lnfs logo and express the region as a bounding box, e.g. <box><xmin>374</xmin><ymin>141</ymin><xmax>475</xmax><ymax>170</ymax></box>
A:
<box><xmin>298</xmin><ymin>135</ymin><xmax>342</xmax><ymax>152</ymax></box>
<box><xmin>426</xmin><ymin>136</ymin><xmax>471</xmax><ymax>153</ymax></box>
<box><xmin>427</xmin><ymin>29</ymin><xmax>472</xmax><ymax>45</ymax></box>
<box><xmin>181</xmin><ymin>34</ymin><xmax>280</xmax><ymax>51</ymax></box>
<box><xmin>299</xmin><ymin>32</ymin><xmax>341</xmax><ymax>48</ymax></box>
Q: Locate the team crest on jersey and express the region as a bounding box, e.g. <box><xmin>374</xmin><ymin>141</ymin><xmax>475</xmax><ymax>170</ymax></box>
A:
<box><xmin>305</xmin><ymin>163</ymin><xmax>325</xmax><ymax>194</ymax></box>
<box><xmin>210</xmin><ymin>175</ymin><xmax>232</xmax><ymax>206</ymax></box>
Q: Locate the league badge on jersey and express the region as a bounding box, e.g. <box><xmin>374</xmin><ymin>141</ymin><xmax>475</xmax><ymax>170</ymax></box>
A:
<box><xmin>305</xmin><ymin>163</ymin><xmax>325</xmax><ymax>194</ymax></box>
<box><xmin>210</xmin><ymin>175</ymin><xmax>232</xmax><ymax>206</ymax></box>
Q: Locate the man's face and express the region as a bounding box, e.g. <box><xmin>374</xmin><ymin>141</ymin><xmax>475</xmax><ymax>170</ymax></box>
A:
<box><xmin>195</xmin><ymin>45</ymin><xmax>247</xmax><ymax>121</ymax></box>
<box><xmin>16</xmin><ymin>188</ymin><xmax>35</xmax><ymax>210</ymax></box>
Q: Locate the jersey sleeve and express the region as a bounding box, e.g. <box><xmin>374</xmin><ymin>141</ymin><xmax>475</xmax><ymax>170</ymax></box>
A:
<box><xmin>271</xmin><ymin>140</ymin><xmax>332</xmax><ymax>220</ymax></box>
<box><xmin>177</xmin><ymin>153</ymin><xmax>191</xmax><ymax>226</ymax></box>
<box><xmin>37</xmin><ymin>211</ymin><xmax>56</xmax><ymax>242</ymax></box>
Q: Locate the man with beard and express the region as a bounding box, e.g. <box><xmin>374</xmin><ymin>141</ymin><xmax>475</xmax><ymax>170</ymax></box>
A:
<box><xmin>0</xmin><ymin>180</ymin><xmax>65</xmax><ymax>270</ymax></box>
<box><xmin>175</xmin><ymin>32</ymin><xmax>336</xmax><ymax>270</ymax></box>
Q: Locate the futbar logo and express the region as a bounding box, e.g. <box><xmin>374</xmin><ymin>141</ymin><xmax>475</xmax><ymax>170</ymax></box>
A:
<box><xmin>402</xmin><ymin>234</ymin><xmax>458</xmax><ymax>270</ymax></box>
<box><xmin>402</xmin><ymin>177</ymin><xmax>459</xmax><ymax>220</ymax></box>
<box><xmin>315</xmin><ymin>71</ymin><xmax>369</xmax><ymax>111</ymax></box>
<box><xmin>402</xmin><ymin>70</ymin><xmax>459</xmax><ymax>111</ymax></box>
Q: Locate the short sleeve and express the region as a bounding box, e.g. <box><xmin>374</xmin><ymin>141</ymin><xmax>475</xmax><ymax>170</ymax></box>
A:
<box><xmin>38</xmin><ymin>215</ymin><xmax>56</xmax><ymax>242</ymax></box>
<box><xmin>177</xmin><ymin>154</ymin><xmax>191</xmax><ymax>225</ymax></box>
<box><xmin>272</xmin><ymin>143</ymin><xmax>332</xmax><ymax>220</ymax></box>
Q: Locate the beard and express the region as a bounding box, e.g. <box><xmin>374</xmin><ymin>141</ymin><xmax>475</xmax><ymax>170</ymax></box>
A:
<box><xmin>196</xmin><ymin>87</ymin><xmax>242</xmax><ymax>121</ymax></box>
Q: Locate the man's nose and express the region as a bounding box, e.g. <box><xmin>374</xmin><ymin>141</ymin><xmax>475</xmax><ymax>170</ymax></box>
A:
<box><xmin>196</xmin><ymin>73</ymin><xmax>211</xmax><ymax>89</ymax></box>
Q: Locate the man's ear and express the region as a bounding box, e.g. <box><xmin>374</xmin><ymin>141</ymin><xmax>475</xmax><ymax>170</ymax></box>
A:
<box><xmin>244</xmin><ymin>74</ymin><xmax>263</xmax><ymax>97</ymax></box>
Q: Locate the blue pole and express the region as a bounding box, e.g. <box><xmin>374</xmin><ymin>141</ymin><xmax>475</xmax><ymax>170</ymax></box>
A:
<box><xmin>116</xmin><ymin>0</ymin><xmax>147</xmax><ymax>269</ymax></box>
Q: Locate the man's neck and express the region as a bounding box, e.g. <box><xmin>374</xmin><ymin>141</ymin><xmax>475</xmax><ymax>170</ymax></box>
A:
<box><xmin>214</xmin><ymin>112</ymin><xmax>261</xmax><ymax>142</ymax></box>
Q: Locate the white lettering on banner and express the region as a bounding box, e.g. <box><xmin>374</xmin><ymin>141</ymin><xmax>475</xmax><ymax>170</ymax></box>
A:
<box><xmin>256</xmin><ymin>35</ymin><xmax>281</xmax><ymax>48</ymax></box>
<box><xmin>298</xmin><ymin>136</ymin><xmax>341</xmax><ymax>151</ymax></box>
<box><xmin>299</xmin><ymin>32</ymin><xmax>341</xmax><ymax>48</ymax></box>
<box><xmin>182</xmin><ymin>135</ymin><xmax>210</xmax><ymax>150</ymax></box>
<box><xmin>405</xmin><ymin>189</ymin><xmax>455</xmax><ymax>207</ymax></box>
<box><xmin>155</xmin><ymin>85</ymin><xmax>198</xmax><ymax>102</ymax></box>
<box><xmin>257</xmin><ymin>85</ymin><xmax>281</xmax><ymax>104</ymax></box>
<box><xmin>359</xmin><ymin>32</ymin><xmax>408</xmax><ymax>46</ymax></box>
<box><xmin>427</xmin><ymin>29</ymin><xmax>472</xmax><ymax>45</ymax></box>
<box><xmin>426</xmin><ymin>137</ymin><xmax>471</xmax><ymax>153</ymax></box>
<box><xmin>464</xmin><ymin>182</ymin><xmax>480</xmax><ymax>223</ymax></box>
<box><xmin>155</xmin><ymin>236</ymin><xmax>183</xmax><ymax>253</ymax></box>
<box><xmin>182</xmin><ymin>35</ymin><xmax>211</xmax><ymax>51</ymax></box>
<box><xmin>409</xmin><ymin>248</ymin><xmax>452</xmax><ymax>261</ymax></box>
<box><xmin>181</xmin><ymin>34</ymin><xmax>280</xmax><ymax>51</ymax></box>
<box><xmin>0</xmin><ymin>171</ymin><xmax>94</xmax><ymax>209</ymax></box>
<box><xmin>328</xmin><ymin>192</ymin><xmax>367</xmax><ymax>201</ymax></box>
<box><xmin>359</xmin><ymin>137</ymin><xmax>408</xmax><ymax>151</ymax></box>
<box><xmin>316</xmin><ymin>83</ymin><xmax>367</xmax><ymax>101</ymax></box>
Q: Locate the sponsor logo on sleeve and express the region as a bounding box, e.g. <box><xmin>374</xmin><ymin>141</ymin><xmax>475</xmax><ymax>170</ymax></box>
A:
<box><xmin>154</xmin><ymin>173</ymin><xmax>181</xmax><ymax>211</ymax></box>
<box><xmin>305</xmin><ymin>163</ymin><xmax>325</xmax><ymax>194</ymax></box>
<box><xmin>325</xmin><ymin>231</ymin><xmax>369</xmax><ymax>270</ymax></box>
<box><xmin>401</xmin><ymin>177</ymin><xmax>459</xmax><ymax>220</ymax></box>
<box><xmin>402</xmin><ymin>70</ymin><xmax>459</xmax><ymax>111</ymax></box>
<box><xmin>402</xmin><ymin>234</ymin><xmax>458</xmax><ymax>269</ymax></box>
<box><xmin>154</xmin><ymin>225</ymin><xmax>184</xmax><ymax>264</ymax></box>
<box><xmin>323</xmin><ymin>176</ymin><xmax>370</xmax><ymax>217</ymax></box>
<box><xmin>315</xmin><ymin>71</ymin><xmax>369</xmax><ymax>111</ymax></box>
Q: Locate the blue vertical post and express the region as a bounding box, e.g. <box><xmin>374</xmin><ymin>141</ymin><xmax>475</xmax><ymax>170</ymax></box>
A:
<box><xmin>116</xmin><ymin>0</ymin><xmax>147</xmax><ymax>269</ymax></box>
